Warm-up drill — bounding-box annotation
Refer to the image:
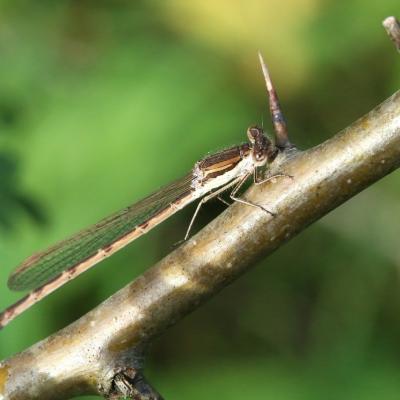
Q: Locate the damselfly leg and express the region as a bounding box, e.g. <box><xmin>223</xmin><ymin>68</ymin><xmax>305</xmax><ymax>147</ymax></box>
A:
<box><xmin>229</xmin><ymin>173</ymin><xmax>275</xmax><ymax>216</ymax></box>
<box><xmin>254</xmin><ymin>167</ymin><xmax>294</xmax><ymax>185</ymax></box>
<box><xmin>184</xmin><ymin>170</ymin><xmax>281</xmax><ymax>241</ymax></box>
<box><xmin>184</xmin><ymin>177</ymin><xmax>242</xmax><ymax>240</ymax></box>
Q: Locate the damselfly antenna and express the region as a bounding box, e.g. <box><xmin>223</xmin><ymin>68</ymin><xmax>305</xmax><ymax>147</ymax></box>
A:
<box><xmin>258</xmin><ymin>52</ymin><xmax>291</xmax><ymax>149</ymax></box>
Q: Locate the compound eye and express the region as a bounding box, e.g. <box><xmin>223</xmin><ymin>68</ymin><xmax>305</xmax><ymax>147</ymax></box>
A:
<box><xmin>255</xmin><ymin>152</ymin><xmax>265</xmax><ymax>161</ymax></box>
<box><xmin>247</xmin><ymin>126</ymin><xmax>262</xmax><ymax>144</ymax></box>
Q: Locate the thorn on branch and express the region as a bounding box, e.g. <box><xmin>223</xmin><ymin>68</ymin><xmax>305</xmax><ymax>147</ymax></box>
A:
<box><xmin>257</xmin><ymin>51</ymin><xmax>293</xmax><ymax>149</ymax></box>
<box><xmin>383</xmin><ymin>16</ymin><xmax>400</xmax><ymax>52</ymax></box>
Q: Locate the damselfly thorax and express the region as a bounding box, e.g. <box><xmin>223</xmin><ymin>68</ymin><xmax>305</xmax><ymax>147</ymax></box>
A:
<box><xmin>193</xmin><ymin>126</ymin><xmax>277</xmax><ymax>193</ymax></box>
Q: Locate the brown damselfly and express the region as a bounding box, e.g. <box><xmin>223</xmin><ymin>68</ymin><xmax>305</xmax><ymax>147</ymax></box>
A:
<box><xmin>0</xmin><ymin>53</ymin><xmax>292</xmax><ymax>329</ymax></box>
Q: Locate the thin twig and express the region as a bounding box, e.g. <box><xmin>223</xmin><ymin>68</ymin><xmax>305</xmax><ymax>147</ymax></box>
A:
<box><xmin>383</xmin><ymin>16</ymin><xmax>400</xmax><ymax>52</ymax></box>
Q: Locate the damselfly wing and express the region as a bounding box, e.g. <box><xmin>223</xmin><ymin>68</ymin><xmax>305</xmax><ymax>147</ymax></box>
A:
<box><xmin>8</xmin><ymin>173</ymin><xmax>195</xmax><ymax>291</ymax></box>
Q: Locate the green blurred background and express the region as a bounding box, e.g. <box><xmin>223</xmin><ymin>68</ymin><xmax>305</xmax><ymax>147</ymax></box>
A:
<box><xmin>1</xmin><ymin>1</ymin><xmax>400</xmax><ymax>398</ymax></box>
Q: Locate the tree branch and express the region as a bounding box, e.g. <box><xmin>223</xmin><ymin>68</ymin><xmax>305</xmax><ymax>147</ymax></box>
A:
<box><xmin>1</xmin><ymin>88</ymin><xmax>399</xmax><ymax>399</ymax></box>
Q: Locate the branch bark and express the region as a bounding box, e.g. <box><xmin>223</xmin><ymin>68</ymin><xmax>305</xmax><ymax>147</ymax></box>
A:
<box><xmin>0</xmin><ymin>88</ymin><xmax>399</xmax><ymax>399</ymax></box>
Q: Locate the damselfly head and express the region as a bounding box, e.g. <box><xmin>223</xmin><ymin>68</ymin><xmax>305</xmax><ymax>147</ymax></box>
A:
<box><xmin>247</xmin><ymin>125</ymin><xmax>276</xmax><ymax>166</ymax></box>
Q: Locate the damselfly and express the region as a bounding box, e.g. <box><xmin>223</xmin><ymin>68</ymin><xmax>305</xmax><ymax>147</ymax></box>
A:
<box><xmin>0</xmin><ymin>53</ymin><xmax>292</xmax><ymax>329</ymax></box>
